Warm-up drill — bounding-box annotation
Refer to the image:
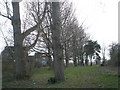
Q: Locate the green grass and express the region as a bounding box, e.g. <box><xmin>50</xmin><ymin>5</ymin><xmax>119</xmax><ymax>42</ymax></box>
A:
<box><xmin>2</xmin><ymin>65</ymin><xmax>118</xmax><ymax>88</ymax></box>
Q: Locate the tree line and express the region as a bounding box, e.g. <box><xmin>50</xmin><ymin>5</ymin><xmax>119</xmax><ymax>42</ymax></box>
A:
<box><xmin>0</xmin><ymin>0</ymin><xmax>103</xmax><ymax>81</ymax></box>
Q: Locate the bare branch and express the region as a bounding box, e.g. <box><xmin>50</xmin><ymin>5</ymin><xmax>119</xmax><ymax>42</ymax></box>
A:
<box><xmin>40</xmin><ymin>25</ymin><xmax>52</xmax><ymax>47</ymax></box>
<box><xmin>0</xmin><ymin>13</ymin><xmax>12</xmax><ymax>20</ymax></box>
<box><xmin>22</xmin><ymin>24</ymin><xmax>38</xmax><ymax>40</ymax></box>
<box><xmin>25</xmin><ymin>29</ymin><xmax>40</xmax><ymax>51</ymax></box>
<box><xmin>0</xmin><ymin>0</ymin><xmax>12</xmax><ymax>20</ymax></box>
<box><xmin>22</xmin><ymin>2</ymin><xmax>48</xmax><ymax>40</ymax></box>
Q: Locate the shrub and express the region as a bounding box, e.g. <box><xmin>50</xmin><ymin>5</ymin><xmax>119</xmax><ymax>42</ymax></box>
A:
<box><xmin>100</xmin><ymin>63</ymin><xmax>104</xmax><ymax>66</ymax></box>
<box><xmin>48</xmin><ymin>77</ymin><xmax>57</xmax><ymax>84</ymax></box>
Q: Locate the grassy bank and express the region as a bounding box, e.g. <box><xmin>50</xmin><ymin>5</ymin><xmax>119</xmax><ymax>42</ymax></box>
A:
<box><xmin>2</xmin><ymin>65</ymin><xmax>118</xmax><ymax>88</ymax></box>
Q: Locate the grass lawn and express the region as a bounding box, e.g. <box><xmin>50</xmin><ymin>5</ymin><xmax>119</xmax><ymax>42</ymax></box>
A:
<box><xmin>2</xmin><ymin>65</ymin><xmax>119</xmax><ymax>88</ymax></box>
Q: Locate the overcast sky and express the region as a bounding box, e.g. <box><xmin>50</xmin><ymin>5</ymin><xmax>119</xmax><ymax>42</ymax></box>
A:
<box><xmin>70</xmin><ymin>0</ymin><xmax>119</xmax><ymax>59</ymax></box>
<box><xmin>0</xmin><ymin>0</ymin><xmax>119</xmax><ymax>59</ymax></box>
<box><xmin>71</xmin><ymin>0</ymin><xmax>118</xmax><ymax>44</ymax></box>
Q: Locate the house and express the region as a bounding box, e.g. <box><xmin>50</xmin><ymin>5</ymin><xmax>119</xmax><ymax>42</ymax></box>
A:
<box><xmin>35</xmin><ymin>52</ymin><xmax>48</xmax><ymax>67</ymax></box>
<box><xmin>1</xmin><ymin>46</ymin><xmax>15</xmax><ymax>61</ymax></box>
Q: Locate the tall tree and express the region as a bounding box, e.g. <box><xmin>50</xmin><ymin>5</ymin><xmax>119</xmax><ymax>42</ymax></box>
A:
<box><xmin>0</xmin><ymin>1</ymin><xmax>48</xmax><ymax>79</ymax></box>
<box><xmin>51</xmin><ymin>2</ymin><xmax>65</xmax><ymax>81</ymax></box>
<box><xmin>12</xmin><ymin>2</ymin><xmax>26</xmax><ymax>79</ymax></box>
<box><xmin>84</xmin><ymin>40</ymin><xmax>101</xmax><ymax>66</ymax></box>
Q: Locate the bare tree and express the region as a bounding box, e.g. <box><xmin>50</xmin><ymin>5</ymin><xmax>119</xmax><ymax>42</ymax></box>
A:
<box><xmin>0</xmin><ymin>1</ymin><xmax>48</xmax><ymax>79</ymax></box>
<box><xmin>11</xmin><ymin>2</ymin><xmax>26</xmax><ymax>79</ymax></box>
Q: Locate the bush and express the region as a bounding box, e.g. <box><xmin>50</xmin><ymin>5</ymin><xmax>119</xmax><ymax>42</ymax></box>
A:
<box><xmin>100</xmin><ymin>64</ymin><xmax>104</xmax><ymax>66</ymax></box>
<box><xmin>48</xmin><ymin>77</ymin><xmax>57</xmax><ymax>84</ymax></box>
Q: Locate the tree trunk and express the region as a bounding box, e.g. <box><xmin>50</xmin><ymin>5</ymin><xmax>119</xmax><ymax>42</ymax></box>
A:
<box><xmin>85</xmin><ymin>55</ymin><xmax>88</xmax><ymax>65</ymax></box>
<box><xmin>65</xmin><ymin>59</ymin><xmax>69</xmax><ymax>67</ymax></box>
<box><xmin>64</xmin><ymin>43</ymin><xmax>69</xmax><ymax>67</ymax></box>
<box><xmin>78</xmin><ymin>56</ymin><xmax>80</xmax><ymax>65</ymax></box>
<box><xmin>80</xmin><ymin>54</ymin><xmax>84</xmax><ymax>66</ymax></box>
<box><xmin>90</xmin><ymin>61</ymin><xmax>92</xmax><ymax>66</ymax></box>
<box><xmin>12</xmin><ymin>2</ymin><xmax>26</xmax><ymax>80</ymax></box>
<box><xmin>51</xmin><ymin>2</ymin><xmax>65</xmax><ymax>81</ymax></box>
<box><xmin>90</xmin><ymin>55</ymin><xmax>92</xmax><ymax>66</ymax></box>
<box><xmin>73</xmin><ymin>56</ymin><xmax>77</xmax><ymax>66</ymax></box>
<box><xmin>48</xmin><ymin>54</ymin><xmax>52</xmax><ymax>70</ymax></box>
<box><xmin>47</xmin><ymin>32</ymin><xmax>53</xmax><ymax>70</ymax></box>
<box><xmin>96</xmin><ymin>60</ymin><xmax>98</xmax><ymax>65</ymax></box>
<box><xmin>72</xmin><ymin>33</ymin><xmax>77</xmax><ymax>67</ymax></box>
